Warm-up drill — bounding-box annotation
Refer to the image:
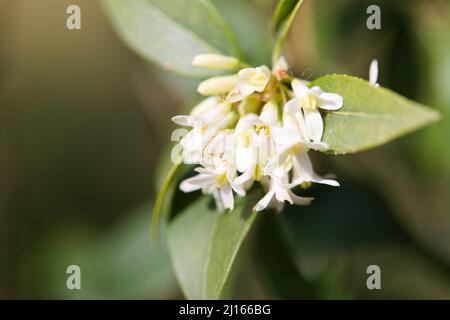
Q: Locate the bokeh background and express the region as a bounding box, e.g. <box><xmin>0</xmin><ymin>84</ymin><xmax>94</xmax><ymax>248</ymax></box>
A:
<box><xmin>0</xmin><ymin>0</ymin><xmax>449</xmax><ymax>299</ymax></box>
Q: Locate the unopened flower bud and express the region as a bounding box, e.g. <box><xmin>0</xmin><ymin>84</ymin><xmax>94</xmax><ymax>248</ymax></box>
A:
<box><xmin>272</xmin><ymin>56</ymin><xmax>289</xmax><ymax>80</ymax></box>
<box><xmin>192</xmin><ymin>53</ymin><xmax>240</xmax><ymax>70</ymax></box>
<box><xmin>197</xmin><ymin>75</ymin><xmax>238</xmax><ymax>96</ymax></box>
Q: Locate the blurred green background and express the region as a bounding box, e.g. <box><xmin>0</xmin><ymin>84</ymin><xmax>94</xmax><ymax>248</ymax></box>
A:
<box><xmin>0</xmin><ymin>0</ymin><xmax>449</xmax><ymax>299</ymax></box>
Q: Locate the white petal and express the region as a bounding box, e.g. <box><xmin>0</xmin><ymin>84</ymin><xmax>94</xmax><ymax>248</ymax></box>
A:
<box><xmin>273</xmin><ymin>127</ymin><xmax>302</xmax><ymax>147</ymax></box>
<box><xmin>214</xmin><ymin>111</ymin><xmax>238</xmax><ymax>130</ymax></box>
<box><xmin>281</xmin><ymin>112</ymin><xmax>297</xmax><ymax>130</ymax></box>
<box><xmin>274</xmin><ymin>184</ymin><xmax>293</xmax><ymax>204</ymax></box>
<box><xmin>236</xmin><ymin>145</ymin><xmax>253</xmax><ymax>172</ymax></box>
<box><xmin>237</xmin><ymin>68</ymin><xmax>254</xmax><ymax>80</ymax></box>
<box><xmin>245</xmin><ymin>114</ymin><xmax>261</xmax><ymax>125</ymax></box>
<box><xmin>220</xmin><ymin>185</ymin><xmax>234</xmax><ymax>211</ymax></box>
<box><xmin>289</xmin><ymin>192</ymin><xmax>314</xmax><ymax>205</ymax></box>
<box><xmin>255</xmin><ymin>66</ymin><xmax>271</xmax><ymax>92</ymax></box>
<box><xmin>307</xmin><ymin>141</ymin><xmax>329</xmax><ymax>150</ymax></box>
<box><xmin>291</xmin><ymin>152</ymin><xmax>340</xmax><ymax>187</ymax></box>
<box><xmin>284</xmin><ymin>98</ymin><xmax>300</xmax><ymax>114</ymax></box>
<box><xmin>179</xmin><ymin>180</ymin><xmax>201</xmax><ymax>193</ymax></box>
<box><xmin>238</xmin><ymin>82</ymin><xmax>257</xmax><ymax>96</ymax></box>
<box><xmin>260</xmin><ymin>100</ymin><xmax>278</xmax><ymax>126</ymax></box>
<box><xmin>291</xmin><ymin>79</ymin><xmax>310</xmax><ymax>97</ymax></box>
<box><xmin>304</xmin><ymin>109</ymin><xmax>324</xmax><ymax>142</ymax></box>
<box><xmin>233</xmin><ymin>167</ymin><xmax>254</xmax><ymax>187</ymax></box>
<box><xmin>171</xmin><ymin>115</ymin><xmax>203</xmax><ymax>127</ymax></box>
<box><xmin>231</xmin><ymin>177</ymin><xmax>247</xmax><ymax>196</ymax></box>
<box><xmin>292</xmin><ymin>151</ymin><xmax>314</xmax><ymax>183</ymax></box>
<box><xmin>180</xmin><ymin>177</ymin><xmax>206</xmax><ymax>193</ymax></box>
<box><xmin>226</xmin><ymin>89</ymin><xmax>246</xmax><ymax>103</ymax></box>
<box><xmin>212</xmin><ymin>189</ymin><xmax>225</xmax><ymax>212</ymax></box>
<box><xmin>194</xmin><ymin>167</ymin><xmax>210</xmax><ymax>174</ymax></box>
<box><xmin>202</xmin><ymin>102</ymin><xmax>230</xmax><ymax>125</ymax></box>
<box><xmin>179</xmin><ymin>174</ymin><xmax>213</xmax><ymax>192</ymax></box>
<box><xmin>237</xmin><ymin>66</ymin><xmax>270</xmax><ymax>93</ymax></box>
<box><xmin>235</xmin><ymin>116</ymin><xmax>253</xmax><ymax>133</ymax></box>
<box><xmin>180</xmin><ymin>129</ymin><xmax>203</xmax><ymax>151</ymax></box>
<box><xmin>313</xmin><ymin>176</ymin><xmax>340</xmax><ymax>187</ymax></box>
<box><xmin>369</xmin><ymin>59</ymin><xmax>378</xmax><ymax>86</ymax></box>
<box><xmin>254</xmin><ymin>188</ymin><xmax>275</xmax><ymax>212</ymax></box>
<box><xmin>294</xmin><ymin>111</ymin><xmax>310</xmax><ymax>141</ymax></box>
<box><xmin>231</xmin><ymin>181</ymin><xmax>246</xmax><ymax>197</ymax></box>
<box><xmin>317</xmin><ymin>92</ymin><xmax>343</xmax><ymax>110</ymax></box>
<box><xmin>309</xmin><ymin>85</ymin><xmax>324</xmax><ymax>96</ymax></box>
<box><xmin>191</xmin><ymin>97</ymin><xmax>219</xmax><ymax>117</ymax></box>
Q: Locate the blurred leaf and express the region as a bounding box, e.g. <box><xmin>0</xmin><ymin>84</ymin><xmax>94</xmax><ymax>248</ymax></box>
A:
<box><xmin>167</xmin><ymin>189</ymin><xmax>260</xmax><ymax>299</ymax></box>
<box><xmin>22</xmin><ymin>203</ymin><xmax>177</xmax><ymax>299</ymax></box>
<box><xmin>281</xmin><ymin>181</ymin><xmax>407</xmax><ymax>258</ymax></box>
<box><xmin>101</xmin><ymin>0</ymin><xmax>241</xmax><ymax>77</ymax></box>
<box><xmin>213</xmin><ymin>0</ymin><xmax>271</xmax><ymax>66</ymax></box>
<box><xmin>272</xmin><ymin>0</ymin><xmax>305</xmax><ymax>63</ymax></box>
<box><xmin>85</xmin><ymin>205</ymin><xmax>177</xmax><ymax>299</ymax></box>
<box><xmin>312</xmin><ymin>74</ymin><xmax>440</xmax><ymax>154</ymax></box>
<box><xmin>253</xmin><ymin>214</ymin><xmax>317</xmax><ymax>299</ymax></box>
<box><xmin>279</xmin><ymin>180</ymin><xmax>409</xmax><ymax>296</ymax></box>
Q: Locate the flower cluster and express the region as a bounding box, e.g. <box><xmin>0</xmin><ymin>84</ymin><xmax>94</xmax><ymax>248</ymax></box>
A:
<box><xmin>172</xmin><ymin>53</ymin><xmax>344</xmax><ymax>212</ymax></box>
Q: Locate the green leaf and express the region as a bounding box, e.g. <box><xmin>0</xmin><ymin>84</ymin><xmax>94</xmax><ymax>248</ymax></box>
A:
<box><xmin>101</xmin><ymin>0</ymin><xmax>242</xmax><ymax>77</ymax></box>
<box><xmin>167</xmin><ymin>189</ymin><xmax>260</xmax><ymax>299</ymax></box>
<box><xmin>253</xmin><ymin>214</ymin><xmax>317</xmax><ymax>299</ymax></box>
<box><xmin>212</xmin><ymin>0</ymin><xmax>271</xmax><ymax>66</ymax></box>
<box><xmin>272</xmin><ymin>0</ymin><xmax>305</xmax><ymax>64</ymax></box>
<box><xmin>23</xmin><ymin>202</ymin><xmax>177</xmax><ymax>299</ymax></box>
<box><xmin>151</xmin><ymin>164</ymin><xmax>180</xmax><ymax>245</ymax></box>
<box><xmin>312</xmin><ymin>74</ymin><xmax>440</xmax><ymax>154</ymax></box>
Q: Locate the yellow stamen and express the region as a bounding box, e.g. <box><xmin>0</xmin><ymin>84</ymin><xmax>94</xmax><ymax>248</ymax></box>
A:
<box><xmin>301</xmin><ymin>94</ymin><xmax>318</xmax><ymax>111</ymax></box>
<box><xmin>240</xmin><ymin>132</ymin><xmax>251</xmax><ymax>148</ymax></box>
<box><xmin>300</xmin><ymin>181</ymin><xmax>312</xmax><ymax>189</ymax></box>
<box><xmin>215</xmin><ymin>172</ymin><xmax>228</xmax><ymax>187</ymax></box>
<box><xmin>255</xmin><ymin>124</ymin><xmax>270</xmax><ymax>136</ymax></box>
<box><xmin>253</xmin><ymin>163</ymin><xmax>262</xmax><ymax>181</ymax></box>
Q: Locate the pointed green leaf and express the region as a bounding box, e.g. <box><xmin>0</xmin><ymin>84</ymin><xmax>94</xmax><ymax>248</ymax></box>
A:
<box><xmin>101</xmin><ymin>0</ymin><xmax>241</xmax><ymax>77</ymax></box>
<box><xmin>167</xmin><ymin>189</ymin><xmax>260</xmax><ymax>299</ymax></box>
<box><xmin>272</xmin><ymin>0</ymin><xmax>305</xmax><ymax>64</ymax></box>
<box><xmin>312</xmin><ymin>74</ymin><xmax>440</xmax><ymax>154</ymax></box>
<box><xmin>151</xmin><ymin>164</ymin><xmax>180</xmax><ymax>245</ymax></box>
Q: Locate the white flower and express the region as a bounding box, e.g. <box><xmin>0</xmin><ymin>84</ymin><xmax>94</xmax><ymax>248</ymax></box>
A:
<box><xmin>179</xmin><ymin>164</ymin><xmax>234</xmax><ymax>211</ymax></box>
<box><xmin>192</xmin><ymin>53</ymin><xmax>239</xmax><ymax>70</ymax></box>
<box><xmin>253</xmin><ymin>166</ymin><xmax>313</xmax><ymax>212</ymax></box>
<box><xmin>178</xmin><ymin>129</ymin><xmax>244</xmax><ymax>211</ymax></box>
<box><xmin>233</xmin><ymin>100</ymin><xmax>279</xmax><ymax>190</ymax></box>
<box><xmin>173</xmin><ymin>53</ymin><xmax>345</xmax><ymax>213</ymax></box>
<box><xmin>284</xmin><ymin>79</ymin><xmax>343</xmax><ymax>143</ymax></box>
<box><xmin>267</xmin><ymin>111</ymin><xmax>340</xmax><ymax>188</ymax></box>
<box><xmin>198</xmin><ymin>75</ymin><xmax>238</xmax><ymax>96</ymax></box>
<box><xmin>278</xmin><ymin>143</ymin><xmax>340</xmax><ymax>188</ymax></box>
<box><xmin>172</xmin><ymin>98</ymin><xmax>237</xmax><ymax>164</ymax></box>
<box><xmin>369</xmin><ymin>59</ymin><xmax>379</xmax><ymax>87</ymax></box>
<box><xmin>227</xmin><ymin>66</ymin><xmax>271</xmax><ymax>103</ymax></box>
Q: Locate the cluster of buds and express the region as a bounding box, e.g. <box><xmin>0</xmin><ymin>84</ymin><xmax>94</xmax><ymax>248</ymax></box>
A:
<box><xmin>171</xmin><ymin>53</ymin><xmax>344</xmax><ymax>212</ymax></box>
